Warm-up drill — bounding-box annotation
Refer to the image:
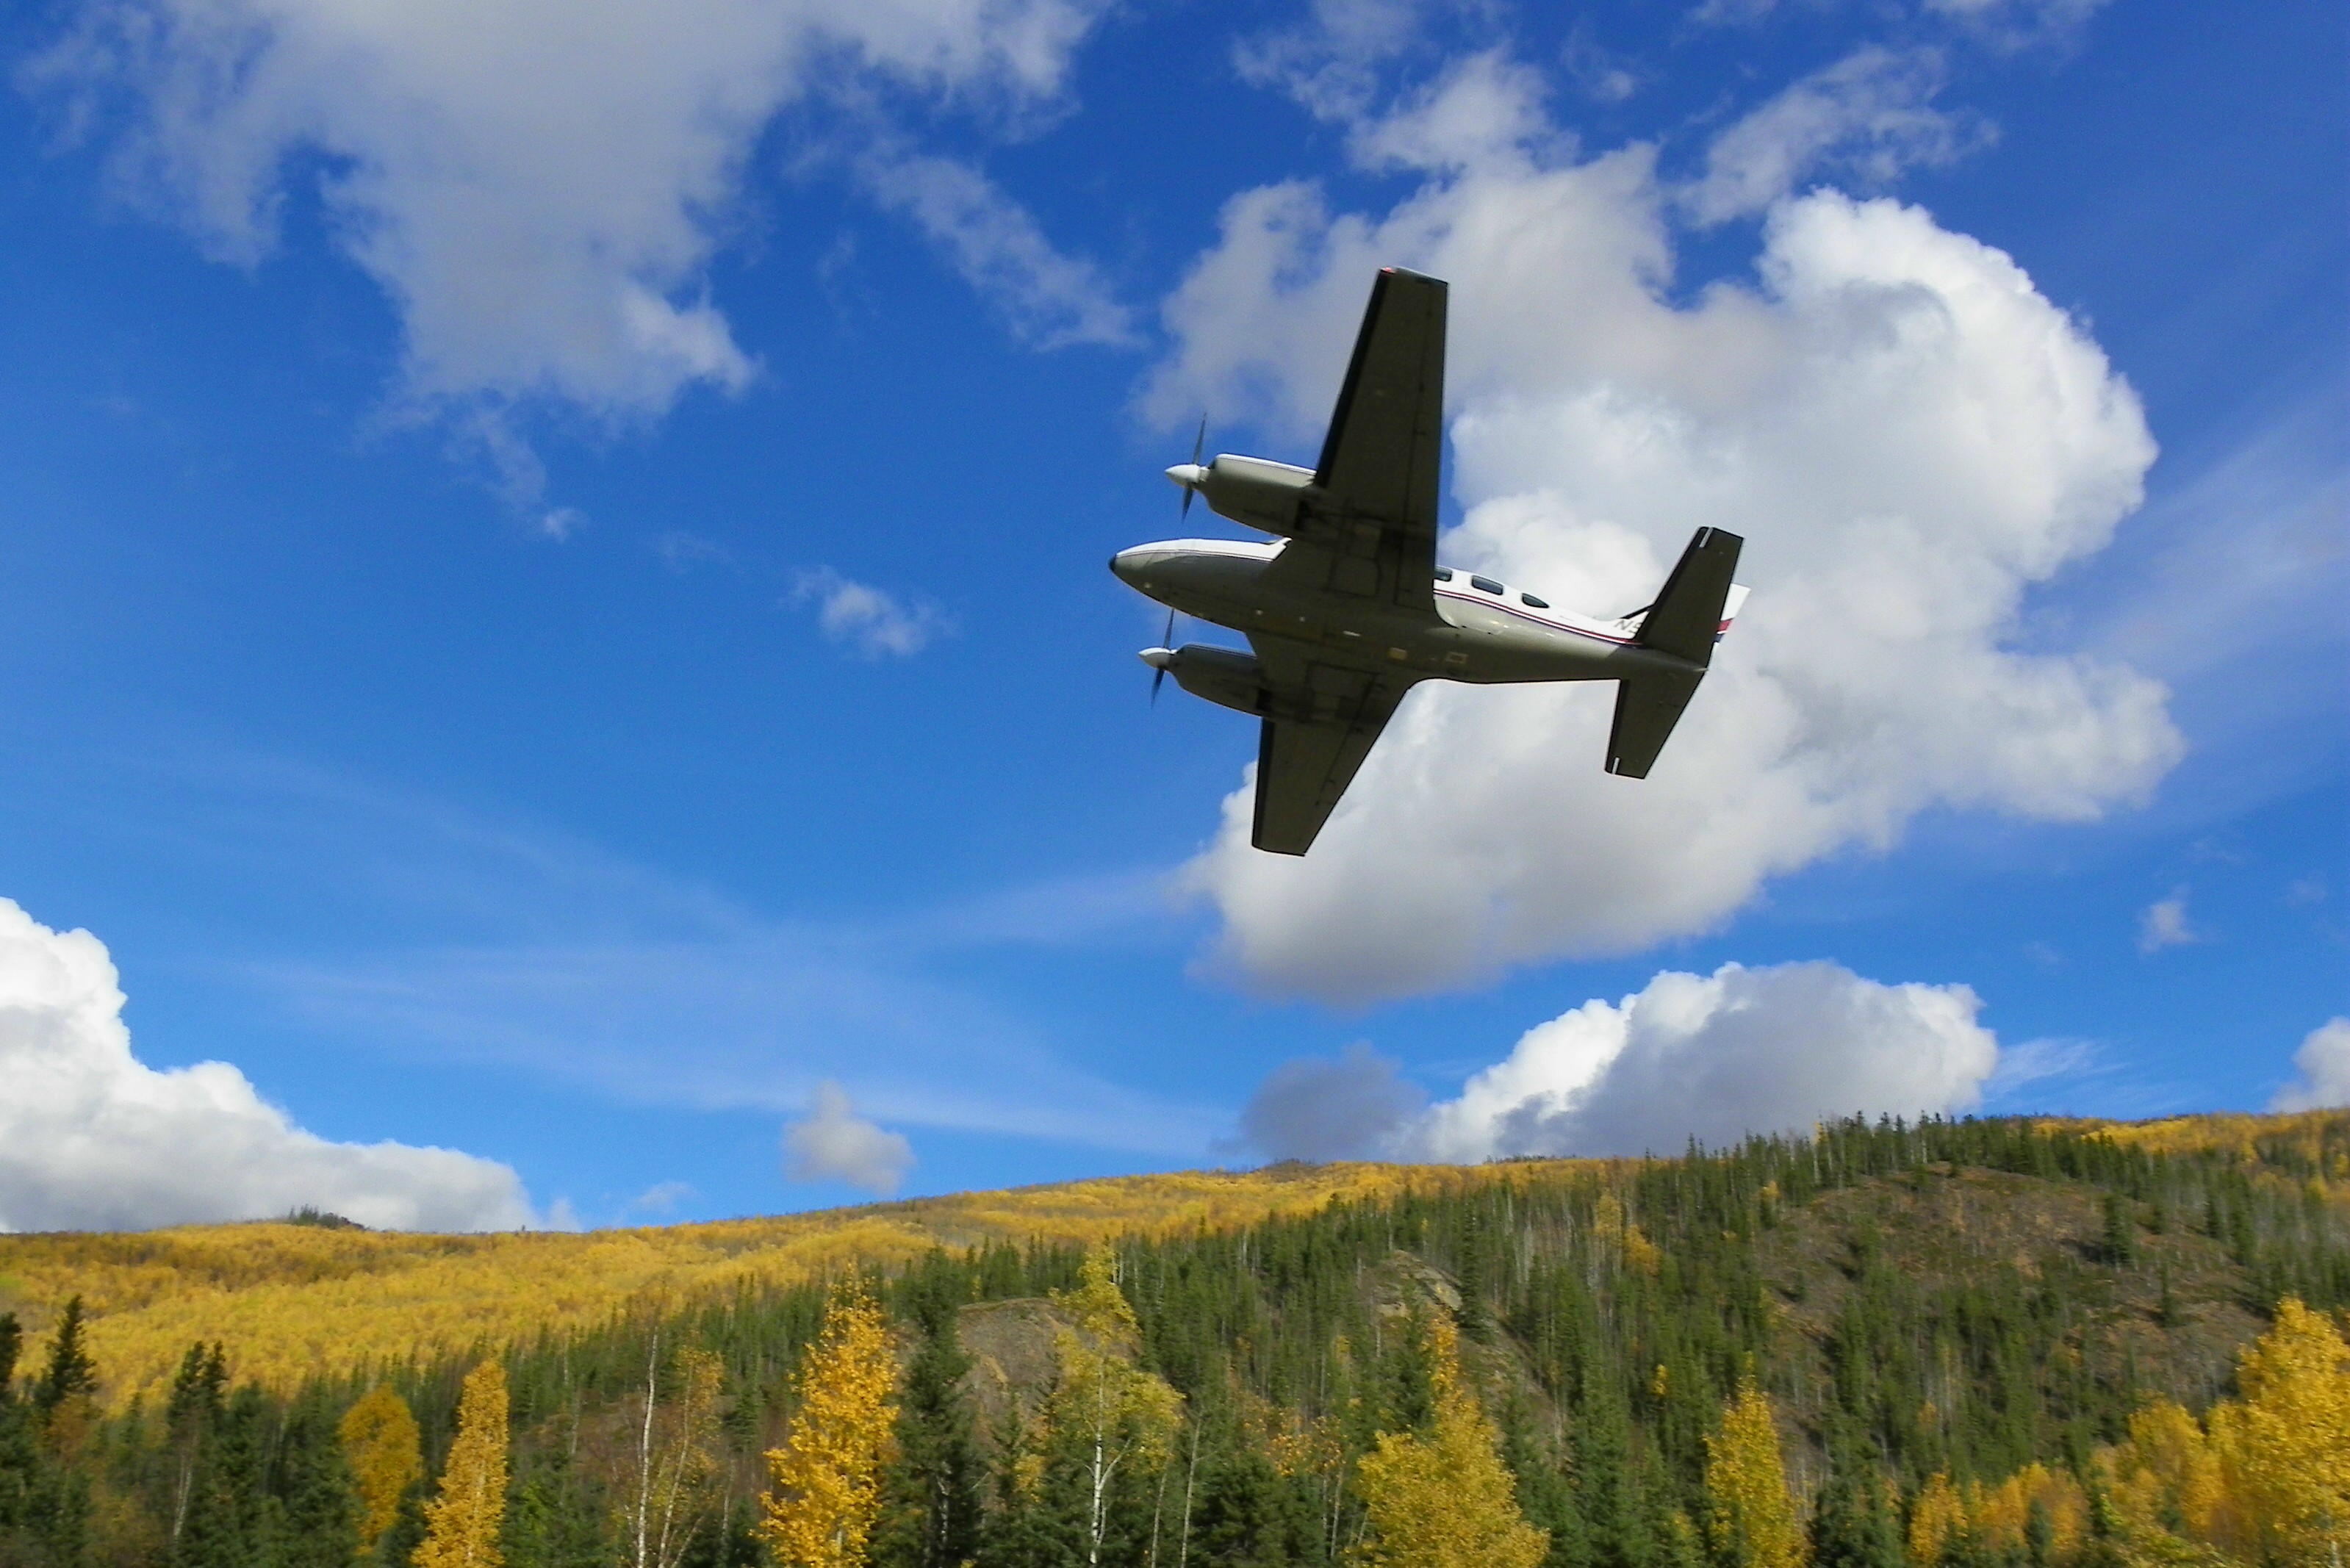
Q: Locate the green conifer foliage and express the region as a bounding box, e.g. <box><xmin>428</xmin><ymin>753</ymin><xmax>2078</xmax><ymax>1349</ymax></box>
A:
<box><xmin>874</xmin><ymin>1283</ymin><xmax>983</xmax><ymax>1568</ymax></box>
<box><xmin>35</xmin><ymin>1296</ymin><xmax>98</xmax><ymax>1415</ymax></box>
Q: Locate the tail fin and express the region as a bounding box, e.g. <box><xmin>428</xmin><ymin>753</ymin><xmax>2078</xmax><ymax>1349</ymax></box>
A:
<box><xmin>1606</xmin><ymin>528</ymin><xmax>1747</xmax><ymax>779</ymax></box>
<box><xmin>1634</xmin><ymin>527</ymin><xmax>1744</xmax><ymax>666</ymax></box>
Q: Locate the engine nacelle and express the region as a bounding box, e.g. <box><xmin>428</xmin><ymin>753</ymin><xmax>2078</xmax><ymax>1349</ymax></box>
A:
<box><xmin>1184</xmin><ymin>455</ymin><xmax>1316</xmax><ymax>537</ymax></box>
<box><xmin>1157</xmin><ymin>644</ymin><xmax>1267</xmax><ymax>716</ymax></box>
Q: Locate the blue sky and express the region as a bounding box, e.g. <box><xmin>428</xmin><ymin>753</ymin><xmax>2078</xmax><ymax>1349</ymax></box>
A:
<box><xmin>0</xmin><ymin>0</ymin><xmax>2340</xmax><ymax>1230</ymax></box>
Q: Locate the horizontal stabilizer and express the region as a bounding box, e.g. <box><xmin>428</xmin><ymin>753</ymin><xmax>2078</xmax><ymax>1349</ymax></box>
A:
<box><xmin>1606</xmin><ymin>671</ymin><xmax>1703</xmax><ymax>780</ymax></box>
<box><xmin>1637</xmin><ymin>527</ymin><xmax>1744</xmax><ymax>666</ymax></box>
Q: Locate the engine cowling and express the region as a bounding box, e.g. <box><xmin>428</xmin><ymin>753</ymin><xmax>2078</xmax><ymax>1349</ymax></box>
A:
<box><xmin>1168</xmin><ymin>455</ymin><xmax>1316</xmax><ymax>537</ymax></box>
<box><xmin>1150</xmin><ymin>644</ymin><xmax>1267</xmax><ymax>716</ymax></box>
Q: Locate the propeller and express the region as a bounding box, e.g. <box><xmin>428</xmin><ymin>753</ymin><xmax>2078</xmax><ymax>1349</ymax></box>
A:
<box><xmin>1149</xmin><ymin>607</ymin><xmax>1176</xmax><ymax>705</ymax></box>
<box><xmin>1168</xmin><ymin>417</ymin><xmax>1208</xmax><ymax>520</ymax></box>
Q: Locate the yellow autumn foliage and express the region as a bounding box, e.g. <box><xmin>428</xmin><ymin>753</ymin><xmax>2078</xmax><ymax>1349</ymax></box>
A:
<box><xmin>1047</xmin><ymin>1245</ymin><xmax>1184</xmax><ymax>1565</ymax></box>
<box><xmin>2098</xmin><ymin>1398</ymin><xmax>2229</xmax><ymax>1547</ymax></box>
<box><xmin>1702</xmin><ymin>1377</ymin><xmax>1804</xmax><ymax>1568</ymax></box>
<box><xmin>339</xmin><ymin>1383</ymin><xmax>423</xmax><ymax>1552</ymax></box>
<box><xmin>2208</xmin><ymin>1295</ymin><xmax>2350</xmax><ymax>1566</ymax></box>
<box><xmin>1970</xmin><ymin>1462</ymin><xmax>2088</xmax><ymax>1561</ymax></box>
<box><xmin>0</xmin><ymin>1159</ymin><xmax>1598</xmax><ymax>1411</ymax></box>
<box><xmin>1353</xmin><ymin>1316</ymin><xmax>1548</xmax><ymax>1568</ymax></box>
<box><xmin>416</xmin><ymin>1360</ymin><xmax>509</xmax><ymax>1568</ymax></box>
<box><xmin>760</xmin><ymin>1280</ymin><xmax>899</xmax><ymax>1568</ymax></box>
<box><xmin>1906</xmin><ymin>1472</ymin><xmax>1967</xmax><ymax>1566</ymax></box>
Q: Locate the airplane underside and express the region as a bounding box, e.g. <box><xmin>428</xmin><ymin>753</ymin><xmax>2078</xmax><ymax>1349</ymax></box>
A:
<box><xmin>1110</xmin><ymin>266</ymin><xmax>1746</xmax><ymax>854</ymax></box>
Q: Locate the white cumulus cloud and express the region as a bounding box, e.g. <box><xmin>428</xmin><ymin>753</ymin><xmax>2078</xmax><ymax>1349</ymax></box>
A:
<box><xmin>783</xmin><ymin>1081</ymin><xmax>914</xmax><ymax>1195</ymax></box>
<box><xmin>35</xmin><ymin>0</ymin><xmax>1109</xmax><ymax>426</ymax></box>
<box><xmin>0</xmin><ymin>896</ymin><xmax>533</xmax><ymax>1232</ymax></box>
<box><xmin>2271</xmin><ymin>1018</ymin><xmax>2350</xmax><ymax>1112</ymax></box>
<box><xmin>1235</xmin><ymin>960</ymin><xmax>2002</xmax><ymax>1162</ymax></box>
<box><xmin>2137</xmin><ymin>887</ymin><xmax>2197</xmax><ymax>952</ymax></box>
<box><xmin>1147</xmin><ymin>54</ymin><xmax>2179</xmax><ymax>1001</ymax></box>
<box><xmin>792</xmin><ymin>567</ymin><xmax>948</xmax><ymax>658</ymax></box>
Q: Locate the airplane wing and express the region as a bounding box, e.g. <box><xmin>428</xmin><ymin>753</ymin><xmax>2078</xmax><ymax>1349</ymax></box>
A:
<box><xmin>1263</xmin><ymin>268</ymin><xmax>1447</xmax><ymax>616</ymax></box>
<box><xmin>1246</xmin><ymin>636</ymin><xmax>1418</xmax><ymax>855</ymax></box>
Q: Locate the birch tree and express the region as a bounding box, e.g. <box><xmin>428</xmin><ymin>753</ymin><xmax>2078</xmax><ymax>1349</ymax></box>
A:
<box><xmin>1048</xmin><ymin>1244</ymin><xmax>1184</xmax><ymax>1567</ymax></box>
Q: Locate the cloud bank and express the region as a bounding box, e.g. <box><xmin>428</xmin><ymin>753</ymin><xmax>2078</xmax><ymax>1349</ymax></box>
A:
<box><xmin>0</xmin><ymin>897</ymin><xmax>532</xmax><ymax>1231</ymax></box>
<box><xmin>1237</xmin><ymin>960</ymin><xmax>2001</xmax><ymax>1162</ymax></box>
<box><xmin>37</xmin><ymin>0</ymin><xmax>1110</xmax><ymax>427</ymax></box>
<box><xmin>2271</xmin><ymin>1018</ymin><xmax>2350</xmax><ymax>1112</ymax></box>
<box><xmin>784</xmin><ymin>1081</ymin><xmax>915</xmax><ymax>1194</ymax></box>
<box><xmin>1149</xmin><ymin>54</ymin><xmax>2179</xmax><ymax>1001</ymax></box>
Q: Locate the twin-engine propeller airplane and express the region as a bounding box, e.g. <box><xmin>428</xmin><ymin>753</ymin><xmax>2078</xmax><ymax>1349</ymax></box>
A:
<box><xmin>1112</xmin><ymin>267</ymin><xmax>1750</xmax><ymax>856</ymax></box>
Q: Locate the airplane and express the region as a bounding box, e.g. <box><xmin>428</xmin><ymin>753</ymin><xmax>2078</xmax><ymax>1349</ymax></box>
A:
<box><xmin>1111</xmin><ymin>266</ymin><xmax>1749</xmax><ymax>856</ymax></box>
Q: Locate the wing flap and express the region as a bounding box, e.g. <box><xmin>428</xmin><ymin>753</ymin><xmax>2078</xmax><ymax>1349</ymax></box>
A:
<box><xmin>1247</xmin><ymin>639</ymin><xmax>1417</xmax><ymax>855</ymax></box>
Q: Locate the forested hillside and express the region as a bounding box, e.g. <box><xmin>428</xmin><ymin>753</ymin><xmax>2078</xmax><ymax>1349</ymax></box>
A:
<box><xmin>1</xmin><ymin>1111</ymin><xmax>2344</xmax><ymax>1567</ymax></box>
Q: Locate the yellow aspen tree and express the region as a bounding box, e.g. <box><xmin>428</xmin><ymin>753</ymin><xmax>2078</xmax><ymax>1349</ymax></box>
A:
<box><xmin>1969</xmin><ymin>1463</ymin><xmax>2086</xmax><ymax>1561</ymax></box>
<box><xmin>416</xmin><ymin>1360</ymin><xmax>511</xmax><ymax>1568</ymax></box>
<box><xmin>1352</xmin><ymin>1316</ymin><xmax>1548</xmax><ymax>1568</ymax></box>
<box><xmin>2209</xmin><ymin>1295</ymin><xmax>2350</xmax><ymax>1567</ymax></box>
<box><xmin>339</xmin><ymin>1383</ymin><xmax>423</xmax><ymax>1554</ymax></box>
<box><xmin>1907</xmin><ymin>1473</ymin><xmax>1966</xmax><ymax>1566</ymax></box>
<box><xmin>2096</xmin><ymin>1399</ymin><xmax>2229</xmax><ymax>1553</ymax></box>
<box><xmin>761</xmin><ymin>1279</ymin><xmax>900</xmax><ymax>1568</ymax></box>
<box><xmin>1701</xmin><ymin>1376</ymin><xmax>1805</xmax><ymax>1568</ymax></box>
<box><xmin>1048</xmin><ymin>1243</ymin><xmax>1184</xmax><ymax>1568</ymax></box>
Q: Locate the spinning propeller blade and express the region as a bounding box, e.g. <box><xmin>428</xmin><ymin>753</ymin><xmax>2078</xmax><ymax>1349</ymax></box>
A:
<box><xmin>1179</xmin><ymin>416</ymin><xmax>1205</xmax><ymax>520</ymax></box>
<box><xmin>1150</xmin><ymin>607</ymin><xmax>1176</xmax><ymax>704</ymax></box>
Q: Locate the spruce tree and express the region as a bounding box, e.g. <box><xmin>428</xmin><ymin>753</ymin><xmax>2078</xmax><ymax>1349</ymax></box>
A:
<box><xmin>874</xmin><ymin>1291</ymin><xmax>983</xmax><ymax>1568</ymax></box>
<box><xmin>33</xmin><ymin>1296</ymin><xmax>97</xmax><ymax>1415</ymax></box>
<box><xmin>1808</xmin><ymin>1436</ymin><xmax>1900</xmax><ymax>1568</ymax></box>
<box><xmin>279</xmin><ymin>1387</ymin><xmax>364</xmax><ymax>1568</ymax></box>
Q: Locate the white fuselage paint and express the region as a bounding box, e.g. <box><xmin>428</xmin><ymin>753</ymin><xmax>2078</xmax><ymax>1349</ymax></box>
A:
<box><xmin>1110</xmin><ymin>538</ymin><xmax>1704</xmax><ymax>686</ymax></box>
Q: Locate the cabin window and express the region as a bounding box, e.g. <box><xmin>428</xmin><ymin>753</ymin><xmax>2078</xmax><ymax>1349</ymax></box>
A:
<box><xmin>1434</xmin><ymin>567</ymin><xmax>1454</xmax><ymax>582</ymax></box>
<box><xmin>1520</xmin><ymin>593</ymin><xmax>1550</xmax><ymax>609</ymax></box>
<box><xmin>1470</xmin><ymin>575</ymin><xmax>1503</xmax><ymax>595</ymax></box>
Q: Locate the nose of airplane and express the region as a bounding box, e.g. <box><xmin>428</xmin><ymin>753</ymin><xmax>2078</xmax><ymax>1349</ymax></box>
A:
<box><xmin>1109</xmin><ymin>545</ymin><xmax>1154</xmax><ymax>586</ymax></box>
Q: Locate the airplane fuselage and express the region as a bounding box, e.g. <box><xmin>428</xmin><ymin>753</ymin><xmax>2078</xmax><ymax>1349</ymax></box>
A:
<box><xmin>1110</xmin><ymin>538</ymin><xmax>1703</xmax><ymax>688</ymax></box>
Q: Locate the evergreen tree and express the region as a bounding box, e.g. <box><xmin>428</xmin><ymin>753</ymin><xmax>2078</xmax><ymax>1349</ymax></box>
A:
<box><xmin>2098</xmin><ymin>1194</ymin><xmax>2135</xmax><ymax>1269</ymax></box>
<box><xmin>873</xmin><ymin>1290</ymin><xmax>982</xmax><ymax>1568</ymax></box>
<box><xmin>1572</xmin><ymin>1388</ymin><xmax>1649</xmax><ymax>1568</ymax></box>
<box><xmin>503</xmin><ymin>1438</ymin><xmax>612</xmax><ymax>1568</ymax></box>
<box><xmin>1808</xmin><ymin>1438</ymin><xmax>1900</xmax><ymax>1568</ymax></box>
<box><xmin>1185</xmin><ymin>1436</ymin><xmax>1318</xmax><ymax>1566</ymax></box>
<box><xmin>0</xmin><ymin>1312</ymin><xmax>19</xmax><ymax>1399</ymax></box>
<box><xmin>1498</xmin><ymin>1397</ymin><xmax>1589</xmax><ymax>1568</ymax></box>
<box><xmin>33</xmin><ymin>1295</ymin><xmax>98</xmax><ymax>1416</ymax></box>
<box><xmin>279</xmin><ymin>1386</ymin><xmax>364</xmax><ymax>1568</ymax></box>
